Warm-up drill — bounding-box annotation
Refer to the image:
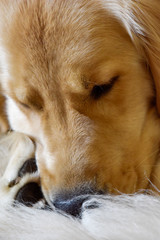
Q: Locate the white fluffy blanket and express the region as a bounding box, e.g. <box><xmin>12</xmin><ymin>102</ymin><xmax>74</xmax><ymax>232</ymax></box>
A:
<box><xmin>0</xmin><ymin>132</ymin><xmax>160</xmax><ymax>240</ymax></box>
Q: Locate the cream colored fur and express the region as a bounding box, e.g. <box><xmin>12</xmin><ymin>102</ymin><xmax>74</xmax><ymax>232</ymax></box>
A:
<box><xmin>0</xmin><ymin>0</ymin><xmax>160</xmax><ymax>202</ymax></box>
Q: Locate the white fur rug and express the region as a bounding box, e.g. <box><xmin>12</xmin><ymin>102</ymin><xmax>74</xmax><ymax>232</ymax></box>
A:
<box><xmin>0</xmin><ymin>132</ymin><xmax>160</xmax><ymax>240</ymax></box>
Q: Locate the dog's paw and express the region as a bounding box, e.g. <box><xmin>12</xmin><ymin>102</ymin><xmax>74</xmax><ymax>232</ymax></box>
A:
<box><xmin>11</xmin><ymin>158</ymin><xmax>44</xmax><ymax>208</ymax></box>
<box><xmin>0</xmin><ymin>132</ymin><xmax>46</xmax><ymax>209</ymax></box>
<box><xmin>8</xmin><ymin>158</ymin><xmax>37</xmax><ymax>187</ymax></box>
<box><xmin>1</xmin><ymin>131</ymin><xmax>35</xmax><ymax>179</ymax></box>
<box><xmin>0</xmin><ymin>157</ymin><xmax>42</xmax><ymax>207</ymax></box>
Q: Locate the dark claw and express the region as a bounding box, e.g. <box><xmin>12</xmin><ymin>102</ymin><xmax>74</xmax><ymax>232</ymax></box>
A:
<box><xmin>8</xmin><ymin>177</ymin><xmax>21</xmax><ymax>188</ymax></box>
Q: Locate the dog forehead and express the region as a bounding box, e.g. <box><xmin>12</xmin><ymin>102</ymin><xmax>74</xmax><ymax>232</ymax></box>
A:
<box><xmin>2</xmin><ymin>0</ymin><xmax>128</xmax><ymax>66</ymax></box>
<box><xmin>0</xmin><ymin>0</ymin><xmax>133</xmax><ymax>95</ymax></box>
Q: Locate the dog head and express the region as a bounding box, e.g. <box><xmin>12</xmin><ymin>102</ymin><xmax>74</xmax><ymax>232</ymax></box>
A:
<box><xmin>0</xmin><ymin>0</ymin><xmax>160</xmax><ymax>208</ymax></box>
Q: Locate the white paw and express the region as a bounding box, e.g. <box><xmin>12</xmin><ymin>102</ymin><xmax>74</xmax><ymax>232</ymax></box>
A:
<box><xmin>0</xmin><ymin>132</ymin><xmax>43</xmax><ymax>207</ymax></box>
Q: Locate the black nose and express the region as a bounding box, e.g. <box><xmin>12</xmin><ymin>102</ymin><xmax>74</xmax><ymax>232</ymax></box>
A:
<box><xmin>52</xmin><ymin>187</ymin><xmax>104</xmax><ymax>217</ymax></box>
<box><xmin>53</xmin><ymin>195</ymin><xmax>89</xmax><ymax>217</ymax></box>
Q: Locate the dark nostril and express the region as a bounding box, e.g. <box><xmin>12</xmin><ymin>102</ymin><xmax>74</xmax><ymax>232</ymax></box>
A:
<box><xmin>53</xmin><ymin>195</ymin><xmax>89</xmax><ymax>217</ymax></box>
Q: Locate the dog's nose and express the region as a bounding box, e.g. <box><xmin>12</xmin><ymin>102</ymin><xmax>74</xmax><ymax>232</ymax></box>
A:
<box><xmin>53</xmin><ymin>195</ymin><xmax>89</xmax><ymax>217</ymax></box>
<box><xmin>52</xmin><ymin>188</ymin><xmax>104</xmax><ymax>217</ymax></box>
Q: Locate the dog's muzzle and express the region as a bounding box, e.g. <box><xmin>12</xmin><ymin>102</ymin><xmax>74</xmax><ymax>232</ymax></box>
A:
<box><xmin>13</xmin><ymin>158</ymin><xmax>103</xmax><ymax>217</ymax></box>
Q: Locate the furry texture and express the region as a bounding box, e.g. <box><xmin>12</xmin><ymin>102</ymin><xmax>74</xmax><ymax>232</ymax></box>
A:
<box><xmin>0</xmin><ymin>132</ymin><xmax>160</xmax><ymax>240</ymax></box>
<box><xmin>1</xmin><ymin>194</ymin><xmax>160</xmax><ymax>240</ymax></box>
<box><xmin>1</xmin><ymin>0</ymin><xmax>160</xmax><ymax>199</ymax></box>
<box><xmin>0</xmin><ymin>1</ymin><xmax>160</xmax><ymax>238</ymax></box>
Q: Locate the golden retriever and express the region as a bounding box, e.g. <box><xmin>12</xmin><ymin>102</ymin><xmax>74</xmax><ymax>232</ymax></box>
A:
<box><xmin>0</xmin><ymin>0</ymin><xmax>160</xmax><ymax>211</ymax></box>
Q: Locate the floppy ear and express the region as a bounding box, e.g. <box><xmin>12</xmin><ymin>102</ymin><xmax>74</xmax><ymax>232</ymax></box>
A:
<box><xmin>125</xmin><ymin>0</ymin><xmax>160</xmax><ymax>114</ymax></box>
<box><xmin>105</xmin><ymin>0</ymin><xmax>160</xmax><ymax>114</ymax></box>
<box><xmin>128</xmin><ymin>0</ymin><xmax>160</xmax><ymax>114</ymax></box>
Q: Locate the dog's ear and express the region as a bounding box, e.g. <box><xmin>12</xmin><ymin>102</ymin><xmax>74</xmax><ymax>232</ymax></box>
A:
<box><xmin>129</xmin><ymin>0</ymin><xmax>160</xmax><ymax>115</ymax></box>
<box><xmin>106</xmin><ymin>0</ymin><xmax>160</xmax><ymax>114</ymax></box>
<box><xmin>125</xmin><ymin>0</ymin><xmax>160</xmax><ymax>114</ymax></box>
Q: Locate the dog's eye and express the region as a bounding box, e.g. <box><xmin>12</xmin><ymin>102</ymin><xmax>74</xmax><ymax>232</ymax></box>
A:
<box><xmin>19</xmin><ymin>102</ymin><xmax>31</xmax><ymax>109</ymax></box>
<box><xmin>91</xmin><ymin>76</ymin><xmax>119</xmax><ymax>100</ymax></box>
<box><xmin>19</xmin><ymin>101</ymin><xmax>43</xmax><ymax>111</ymax></box>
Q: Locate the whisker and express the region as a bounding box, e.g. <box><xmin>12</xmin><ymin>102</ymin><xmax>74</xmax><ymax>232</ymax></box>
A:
<box><xmin>135</xmin><ymin>148</ymin><xmax>160</xmax><ymax>169</ymax></box>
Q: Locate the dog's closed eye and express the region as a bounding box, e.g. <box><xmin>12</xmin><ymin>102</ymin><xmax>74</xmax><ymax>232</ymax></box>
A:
<box><xmin>19</xmin><ymin>102</ymin><xmax>31</xmax><ymax>109</ymax></box>
<box><xmin>19</xmin><ymin>101</ymin><xmax>43</xmax><ymax>111</ymax></box>
<box><xmin>91</xmin><ymin>76</ymin><xmax>119</xmax><ymax>100</ymax></box>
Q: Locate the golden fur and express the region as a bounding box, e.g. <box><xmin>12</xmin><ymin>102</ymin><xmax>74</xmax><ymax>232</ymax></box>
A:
<box><xmin>0</xmin><ymin>94</ymin><xmax>9</xmax><ymax>132</ymax></box>
<box><xmin>0</xmin><ymin>0</ymin><xmax>160</xmax><ymax>203</ymax></box>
